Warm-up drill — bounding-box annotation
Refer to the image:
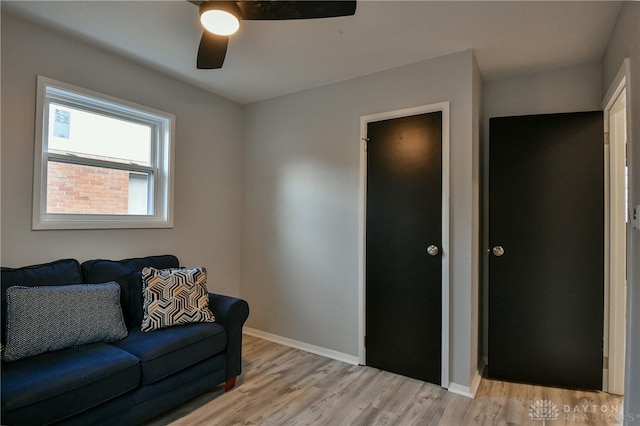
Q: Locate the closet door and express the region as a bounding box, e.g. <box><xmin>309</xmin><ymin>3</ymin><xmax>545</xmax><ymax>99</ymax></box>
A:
<box><xmin>488</xmin><ymin>112</ymin><xmax>604</xmax><ymax>390</ymax></box>
<box><xmin>366</xmin><ymin>111</ymin><xmax>442</xmax><ymax>385</ymax></box>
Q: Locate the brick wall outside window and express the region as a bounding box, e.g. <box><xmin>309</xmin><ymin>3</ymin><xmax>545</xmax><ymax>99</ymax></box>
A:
<box><xmin>46</xmin><ymin>161</ymin><xmax>129</xmax><ymax>214</ymax></box>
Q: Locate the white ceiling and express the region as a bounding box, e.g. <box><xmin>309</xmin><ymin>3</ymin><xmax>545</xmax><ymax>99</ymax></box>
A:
<box><xmin>2</xmin><ymin>1</ymin><xmax>623</xmax><ymax>104</ymax></box>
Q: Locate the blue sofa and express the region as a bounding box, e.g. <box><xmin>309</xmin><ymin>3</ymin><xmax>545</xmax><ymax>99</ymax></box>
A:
<box><xmin>1</xmin><ymin>255</ymin><xmax>249</xmax><ymax>425</ymax></box>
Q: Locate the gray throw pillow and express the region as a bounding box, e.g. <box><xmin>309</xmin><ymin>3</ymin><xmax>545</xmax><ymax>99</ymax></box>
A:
<box><xmin>3</xmin><ymin>282</ymin><xmax>128</xmax><ymax>361</ymax></box>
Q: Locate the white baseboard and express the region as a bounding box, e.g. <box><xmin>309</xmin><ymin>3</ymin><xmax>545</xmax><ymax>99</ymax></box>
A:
<box><xmin>447</xmin><ymin>360</ymin><xmax>486</xmax><ymax>399</ymax></box>
<box><xmin>471</xmin><ymin>358</ymin><xmax>486</xmax><ymax>396</ymax></box>
<box><xmin>244</xmin><ymin>327</ymin><xmax>360</xmax><ymax>366</ymax></box>
<box><xmin>448</xmin><ymin>382</ymin><xmax>474</xmax><ymax>398</ymax></box>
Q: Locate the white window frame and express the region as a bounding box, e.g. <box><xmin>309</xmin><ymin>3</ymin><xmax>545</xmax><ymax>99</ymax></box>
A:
<box><xmin>33</xmin><ymin>76</ymin><xmax>175</xmax><ymax>230</ymax></box>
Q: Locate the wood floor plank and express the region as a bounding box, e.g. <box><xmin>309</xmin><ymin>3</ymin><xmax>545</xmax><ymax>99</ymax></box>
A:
<box><xmin>288</xmin><ymin>366</ymin><xmax>375</xmax><ymax>425</ymax></box>
<box><xmin>319</xmin><ymin>368</ymin><xmax>395</xmax><ymax>425</ymax></box>
<box><xmin>462</xmin><ymin>379</ymin><xmax>506</xmax><ymax>426</ymax></box>
<box><xmin>393</xmin><ymin>383</ymin><xmax>452</xmax><ymax>425</ymax></box>
<box><xmin>437</xmin><ymin>392</ymin><xmax>473</xmax><ymax>426</ymax></box>
<box><xmin>146</xmin><ymin>334</ymin><xmax>623</xmax><ymax>426</ymax></box>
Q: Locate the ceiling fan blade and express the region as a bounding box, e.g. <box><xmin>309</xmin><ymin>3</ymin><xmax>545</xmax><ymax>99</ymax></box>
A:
<box><xmin>238</xmin><ymin>1</ymin><xmax>356</xmax><ymax>20</ymax></box>
<box><xmin>197</xmin><ymin>31</ymin><xmax>229</xmax><ymax>69</ymax></box>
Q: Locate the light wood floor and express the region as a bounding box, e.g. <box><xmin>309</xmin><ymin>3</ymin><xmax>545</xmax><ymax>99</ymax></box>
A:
<box><xmin>146</xmin><ymin>334</ymin><xmax>623</xmax><ymax>426</ymax></box>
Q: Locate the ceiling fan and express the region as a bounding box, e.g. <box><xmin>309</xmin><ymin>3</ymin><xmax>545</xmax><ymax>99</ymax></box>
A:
<box><xmin>189</xmin><ymin>1</ymin><xmax>357</xmax><ymax>69</ymax></box>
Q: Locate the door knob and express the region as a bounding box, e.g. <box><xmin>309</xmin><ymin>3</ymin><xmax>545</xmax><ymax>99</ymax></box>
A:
<box><xmin>492</xmin><ymin>246</ymin><xmax>505</xmax><ymax>257</ymax></box>
<box><xmin>426</xmin><ymin>245</ymin><xmax>439</xmax><ymax>256</ymax></box>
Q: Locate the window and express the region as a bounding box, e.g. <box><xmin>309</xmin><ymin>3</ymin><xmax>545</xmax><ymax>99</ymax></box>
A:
<box><xmin>33</xmin><ymin>76</ymin><xmax>175</xmax><ymax>229</ymax></box>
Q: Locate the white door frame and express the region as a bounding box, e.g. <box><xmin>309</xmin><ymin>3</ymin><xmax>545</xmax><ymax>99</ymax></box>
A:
<box><xmin>358</xmin><ymin>102</ymin><xmax>451</xmax><ymax>388</ymax></box>
<box><xmin>602</xmin><ymin>58</ymin><xmax>630</xmax><ymax>395</ymax></box>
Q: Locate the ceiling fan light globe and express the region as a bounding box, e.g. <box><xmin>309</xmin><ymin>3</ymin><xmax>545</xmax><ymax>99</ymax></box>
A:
<box><xmin>201</xmin><ymin>9</ymin><xmax>240</xmax><ymax>36</ymax></box>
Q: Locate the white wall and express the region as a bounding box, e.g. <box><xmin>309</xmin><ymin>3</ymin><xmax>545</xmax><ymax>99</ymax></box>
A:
<box><xmin>242</xmin><ymin>50</ymin><xmax>480</xmax><ymax>389</ymax></box>
<box><xmin>601</xmin><ymin>2</ymin><xmax>640</xmax><ymax>423</ymax></box>
<box><xmin>1</xmin><ymin>13</ymin><xmax>244</xmax><ymax>297</ymax></box>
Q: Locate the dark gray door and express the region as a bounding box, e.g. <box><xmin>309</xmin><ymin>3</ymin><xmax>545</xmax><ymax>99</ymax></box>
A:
<box><xmin>365</xmin><ymin>111</ymin><xmax>442</xmax><ymax>385</ymax></box>
<box><xmin>488</xmin><ymin>111</ymin><xmax>604</xmax><ymax>390</ymax></box>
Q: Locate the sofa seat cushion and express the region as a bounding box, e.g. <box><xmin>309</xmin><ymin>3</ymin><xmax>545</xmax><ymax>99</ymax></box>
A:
<box><xmin>1</xmin><ymin>343</ymin><xmax>140</xmax><ymax>425</ymax></box>
<box><xmin>112</xmin><ymin>322</ymin><xmax>226</xmax><ymax>385</ymax></box>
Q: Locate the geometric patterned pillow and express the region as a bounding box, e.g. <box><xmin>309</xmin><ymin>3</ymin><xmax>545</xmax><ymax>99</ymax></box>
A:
<box><xmin>3</xmin><ymin>282</ymin><xmax>128</xmax><ymax>361</ymax></box>
<box><xmin>140</xmin><ymin>267</ymin><xmax>215</xmax><ymax>332</ymax></box>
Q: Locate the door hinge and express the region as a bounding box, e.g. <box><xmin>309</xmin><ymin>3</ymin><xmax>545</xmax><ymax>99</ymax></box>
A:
<box><xmin>604</xmin><ymin>132</ymin><xmax>610</xmax><ymax>146</ymax></box>
<box><xmin>626</xmin><ymin>142</ymin><xmax>629</xmax><ymax>166</ymax></box>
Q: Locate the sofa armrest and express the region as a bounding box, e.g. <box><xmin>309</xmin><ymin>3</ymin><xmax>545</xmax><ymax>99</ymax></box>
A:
<box><xmin>208</xmin><ymin>293</ymin><xmax>249</xmax><ymax>381</ymax></box>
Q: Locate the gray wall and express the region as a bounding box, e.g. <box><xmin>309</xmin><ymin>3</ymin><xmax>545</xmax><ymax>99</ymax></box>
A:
<box><xmin>601</xmin><ymin>2</ymin><xmax>640</xmax><ymax>423</ymax></box>
<box><xmin>241</xmin><ymin>50</ymin><xmax>481</xmax><ymax>388</ymax></box>
<box><xmin>484</xmin><ymin>61</ymin><xmax>602</xmax><ymax>125</ymax></box>
<box><xmin>1</xmin><ymin>13</ymin><xmax>245</xmax><ymax>297</ymax></box>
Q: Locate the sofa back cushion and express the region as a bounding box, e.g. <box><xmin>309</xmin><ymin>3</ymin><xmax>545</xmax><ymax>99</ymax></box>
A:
<box><xmin>129</xmin><ymin>272</ymin><xmax>146</xmax><ymax>327</ymax></box>
<box><xmin>81</xmin><ymin>255</ymin><xmax>179</xmax><ymax>327</ymax></box>
<box><xmin>1</xmin><ymin>259</ymin><xmax>83</xmax><ymax>346</ymax></box>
